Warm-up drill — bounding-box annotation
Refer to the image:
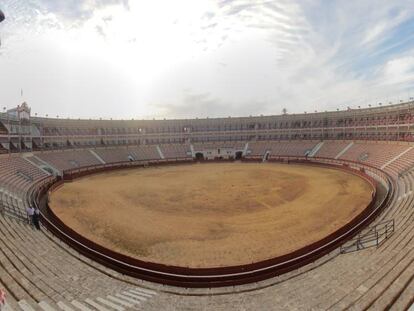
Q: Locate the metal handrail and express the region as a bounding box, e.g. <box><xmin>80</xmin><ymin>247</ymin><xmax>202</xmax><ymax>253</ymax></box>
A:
<box><xmin>340</xmin><ymin>219</ymin><xmax>395</xmax><ymax>253</ymax></box>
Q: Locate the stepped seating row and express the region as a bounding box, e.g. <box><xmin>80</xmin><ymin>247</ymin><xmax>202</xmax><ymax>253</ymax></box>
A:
<box><xmin>25</xmin><ymin>156</ymin><xmax>46</xmax><ymax>167</ymax></box>
<box><xmin>319</xmin><ymin>172</ymin><xmax>414</xmax><ymax>310</ymax></box>
<box><xmin>383</xmin><ymin>147</ymin><xmax>414</xmax><ymax>177</ymax></box>
<box><xmin>101</xmin><ymin>145</ymin><xmax>164</xmax><ymax>163</ymax></box>
<box><xmin>34</xmin><ymin>146</ymin><xmax>161</xmax><ymax>171</ymax></box>
<box><xmin>0</xmin><ymin>156</ymin><xmax>48</xmax><ymax>196</ymax></box>
<box><xmin>0</xmin><ymin>156</ymin><xmax>49</xmax><ymax>220</ymax></box>
<box><xmin>0</xmin><ymin>157</ymin><xmax>47</xmax><ymax>184</ymax></box>
<box><xmin>43</xmin><ymin>128</ymin><xmax>97</xmax><ymax>136</ymax></box>
<box><xmin>0</xmin><ymin>213</ymin><xmax>157</xmax><ymax>310</ymax></box>
<box><xmin>159</xmin><ymin>144</ymin><xmax>191</xmax><ymax>159</ymax></box>
<box><xmin>307</xmin><ymin>172</ymin><xmax>414</xmax><ymax>309</ymax></box>
<box><xmin>247</xmin><ymin>141</ymin><xmax>318</xmax><ymax>157</ymax></box>
<box><xmin>0</xmin><ymin>142</ymin><xmax>413</xmax><ymax>310</ymax></box>
<box><xmin>243</xmin><ymin>140</ymin><xmax>414</xmax><ymax>177</ymax></box>
<box><xmin>127</xmin><ymin>145</ymin><xmax>161</xmax><ymax>161</ymax></box>
<box><xmin>36</xmin><ymin>150</ymin><xmax>101</xmax><ymax>172</ymax></box>
<box><xmin>246</xmin><ymin>141</ymin><xmax>268</xmax><ymax>156</ymax></box>
<box><xmin>94</xmin><ymin>147</ymin><xmax>133</xmax><ymax>163</ymax></box>
<box><xmin>240</xmin><ymin>140</ymin><xmax>414</xmax><ymax>178</ymax></box>
<box><xmin>25</xmin><ymin>141</ymin><xmax>414</xmax><ymax>178</ymax></box>
<box><xmin>314</xmin><ymin>141</ymin><xmax>351</xmax><ymax>158</ymax></box>
<box><xmin>314</xmin><ymin>141</ymin><xmax>414</xmax><ymax>178</ymax></box>
<box><xmin>339</xmin><ymin>142</ymin><xmax>409</xmax><ymax>169</ymax></box>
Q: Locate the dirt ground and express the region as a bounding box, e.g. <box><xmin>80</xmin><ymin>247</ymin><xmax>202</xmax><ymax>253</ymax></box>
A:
<box><xmin>49</xmin><ymin>162</ymin><xmax>373</xmax><ymax>268</ymax></box>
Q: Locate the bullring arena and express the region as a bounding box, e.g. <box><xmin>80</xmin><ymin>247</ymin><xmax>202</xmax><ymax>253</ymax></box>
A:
<box><xmin>0</xmin><ymin>101</ymin><xmax>413</xmax><ymax>310</ymax></box>
<box><xmin>49</xmin><ymin>163</ymin><xmax>372</xmax><ymax>267</ymax></box>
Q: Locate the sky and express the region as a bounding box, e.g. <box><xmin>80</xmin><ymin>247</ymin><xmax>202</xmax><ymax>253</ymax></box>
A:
<box><xmin>1</xmin><ymin>0</ymin><xmax>414</xmax><ymax>120</ymax></box>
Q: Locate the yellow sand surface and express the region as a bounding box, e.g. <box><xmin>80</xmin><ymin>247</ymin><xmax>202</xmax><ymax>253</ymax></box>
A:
<box><xmin>50</xmin><ymin>163</ymin><xmax>372</xmax><ymax>267</ymax></box>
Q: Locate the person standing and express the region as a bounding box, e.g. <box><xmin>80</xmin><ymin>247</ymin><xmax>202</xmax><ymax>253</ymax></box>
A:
<box><xmin>33</xmin><ymin>207</ymin><xmax>41</xmax><ymax>230</ymax></box>
<box><xmin>26</xmin><ymin>206</ymin><xmax>34</xmax><ymax>225</ymax></box>
<box><xmin>0</xmin><ymin>288</ymin><xmax>6</xmax><ymax>310</ymax></box>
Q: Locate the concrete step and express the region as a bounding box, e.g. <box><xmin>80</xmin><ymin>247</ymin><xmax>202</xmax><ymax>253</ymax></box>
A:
<box><xmin>95</xmin><ymin>297</ymin><xmax>125</xmax><ymax>311</ymax></box>
<box><xmin>335</xmin><ymin>141</ymin><xmax>354</xmax><ymax>159</ymax></box>
<box><xmin>84</xmin><ymin>298</ymin><xmax>111</xmax><ymax>311</ymax></box>
<box><xmin>130</xmin><ymin>287</ymin><xmax>156</xmax><ymax>296</ymax></box>
<box><xmin>57</xmin><ymin>301</ymin><xmax>75</xmax><ymax>311</ymax></box>
<box><xmin>105</xmin><ymin>296</ymin><xmax>134</xmax><ymax>308</ymax></box>
<box><xmin>38</xmin><ymin>301</ymin><xmax>56</xmax><ymax>311</ymax></box>
<box><xmin>114</xmin><ymin>294</ymin><xmax>141</xmax><ymax>305</ymax></box>
<box><xmin>2</xmin><ymin>303</ymin><xmax>15</xmax><ymax>311</ymax></box>
<box><xmin>71</xmin><ymin>300</ymin><xmax>93</xmax><ymax>311</ymax></box>
<box><xmin>128</xmin><ymin>289</ymin><xmax>152</xmax><ymax>298</ymax></box>
<box><xmin>17</xmin><ymin>300</ymin><xmax>36</xmax><ymax>311</ymax></box>
<box><xmin>121</xmin><ymin>292</ymin><xmax>146</xmax><ymax>302</ymax></box>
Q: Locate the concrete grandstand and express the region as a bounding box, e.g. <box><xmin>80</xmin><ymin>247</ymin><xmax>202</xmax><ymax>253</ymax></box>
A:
<box><xmin>0</xmin><ymin>101</ymin><xmax>413</xmax><ymax>309</ymax></box>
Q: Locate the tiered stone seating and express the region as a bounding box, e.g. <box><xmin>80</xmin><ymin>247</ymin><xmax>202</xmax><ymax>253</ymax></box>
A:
<box><xmin>128</xmin><ymin>145</ymin><xmax>161</xmax><ymax>161</ymax></box>
<box><xmin>246</xmin><ymin>141</ymin><xmax>269</xmax><ymax>156</ymax></box>
<box><xmin>0</xmin><ymin>156</ymin><xmax>47</xmax><ymax>185</ymax></box>
<box><xmin>25</xmin><ymin>156</ymin><xmax>47</xmax><ymax>167</ymax></box>
<box><xmin>314</xmin><ymin>141</ymin><xmax>351</xmax><ymax>158</ymax></box>
<box><xmin>247</xmin><ymin>141</ymin><xmax>318</xmax><ymax>157</ymax></box>
<box><xmin>383</xmin><ymin>146</ymin><xmax>414</xmax><ymax>177</ymax></box>
<box><xmin>314</xmin><ymin>172</ymin><xmax>414</xmax><ymax>310</ymax></box>
<box><xmin>0</xmin><ymin>143</ymin><xmax>414</xmax><ymax>309</ymax></box>
<box><xmin>159</xmin><ymin>144</ymin><xmax>191</xmax><ymax>159</ymax></box>
<box><xmin>0</xmin><ymin>156</ymin><xmax>48</xmax><ymax>218</ymax></box>
<box><xmin>271</xmin><ymin>141</ymin><xmax>318</xmax><ymax>156</ymax></box>
<box><xmin>0</xmin><ymin>156</ymin><xmax>48</xmax><ymax>196</ymax></box>
<box><xmin>93</xmin><ymin>147</ymin><xmax>133</xmax><ymax>163</ymax></box>
<box><xmin>36</xmin><ymin>150</ymin><xmax>101</xmax><ymax>172</ymax></box>
<box><xmin>0</xmin><ymin>214</ymin><xmax>158</xmax><ymax>310</ymax></box>
<box><xmin>339</xmin><ymin>142</ymin><xmax>409</xmax><ymax>169</ymax></box>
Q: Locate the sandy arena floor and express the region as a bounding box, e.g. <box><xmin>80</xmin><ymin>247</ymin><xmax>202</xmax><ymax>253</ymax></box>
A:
<box><xmin>49</xmin><ymin>162</ymin><xmax>373</xmax><ymax>268</ymax></box>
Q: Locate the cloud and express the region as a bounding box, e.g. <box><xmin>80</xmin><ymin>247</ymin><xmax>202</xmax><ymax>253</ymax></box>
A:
<box><xmin>1</xmin><ymin>0</ymin><xmax>414</xmax><ymax>119</ymax></box>
<box><xmin>150</xmin><ymin>90</ymin><xmax>272</xmax><ymax>119</ymax></box>
<box><xmin>0</xmin><ymin>0</ymin><xmax>128</xmax><ymax>38</ymax></box>
<box><xmin>95</xmin><ymin>25</ymin><xmax>105</xmax><ymax>38</ymax></box>
<box><xmin>36</xmin><ymin>0</ymin><xmax>129</xmax><ymax>21</ymax></box>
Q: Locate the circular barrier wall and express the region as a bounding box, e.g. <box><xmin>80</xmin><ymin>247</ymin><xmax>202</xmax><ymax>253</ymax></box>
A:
<box><xmin>49</xmin><ymin>162</ymin><xmax>373</xmax><ymax>268</ymax></box>
<box><xmin>37</xmin><ymin>158</ymin><xmax>391</xmax><ymax>287</ymax></box>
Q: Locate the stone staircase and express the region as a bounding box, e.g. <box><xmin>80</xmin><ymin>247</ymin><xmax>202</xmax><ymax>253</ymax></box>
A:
<box><xmin>1</xmin><ymin>287</ymin><xmax>156</xmax><ymax>310</ymax></box>
<box><xmin>1</xmin><ymin>152</ymin><xmax>414</xmax><ymax>310</ymax></box>
<box><xmin>335</xmin><ymin>141</ymin><xmax>354</xmax><ymax>159</ymax></box>
<box><xmin>155</xmin><ymin>145</ymin><xmax>164</xmax><ymax>160</ymax></box>
<box><xmin>0</xmin><ymin>213</ymin><xmax>159</xmax><ymax>311</ymax></box>
<box><xmin>308</xmin><ymin>141</ymin><xmax>324</xmax><ymax>157</ymax></box>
